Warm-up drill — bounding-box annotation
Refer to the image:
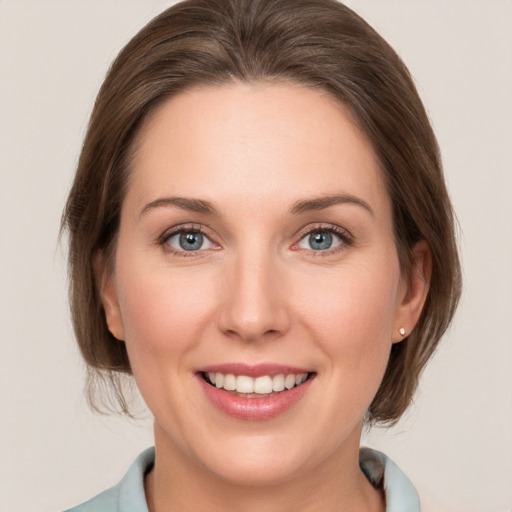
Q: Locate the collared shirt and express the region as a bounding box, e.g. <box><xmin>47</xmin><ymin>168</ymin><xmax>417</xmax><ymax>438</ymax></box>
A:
<box><xmin>64</xmin><ymin>446</ymin><xmax>420</xmax><ymax>512</ymax></box>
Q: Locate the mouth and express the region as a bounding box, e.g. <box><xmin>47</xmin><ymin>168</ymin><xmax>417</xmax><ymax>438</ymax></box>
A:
<box><xmin>196</xmin><ymin>364</ymin><xmax>316</xmax><ymax>420</ymax></box>
<box><xmin>200</xmin><ymin>371</ymin><xmax>314</xmax><ymax>398</ymax></box>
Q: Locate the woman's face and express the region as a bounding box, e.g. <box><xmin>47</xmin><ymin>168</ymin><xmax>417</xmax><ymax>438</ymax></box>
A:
<box><xmin>101</xmin><ymin>82</ymin><xmax>425</xmax><ymax>484</ymax></box>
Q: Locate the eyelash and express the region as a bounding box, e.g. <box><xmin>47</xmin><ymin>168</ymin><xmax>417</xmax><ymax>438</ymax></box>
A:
<box><xmin>293</xmin><ymin>224</ymin><xmax>354</xmax><ymax>257</ymax></box>
<box><xmin>158</xmin><ymin>223</ymin><xmax>354</xmax><ymax>257</ymax></box>
<box><xmin>158</xmin><ymin>223</ymin><xmax>215</xmax><ymax>258</ymax></box>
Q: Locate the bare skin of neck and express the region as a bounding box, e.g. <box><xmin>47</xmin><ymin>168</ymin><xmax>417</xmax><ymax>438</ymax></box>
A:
<box><xmin>144</xmin><ymin>427</ymin><xmax>385</xmax><ymax>512</ymax></box>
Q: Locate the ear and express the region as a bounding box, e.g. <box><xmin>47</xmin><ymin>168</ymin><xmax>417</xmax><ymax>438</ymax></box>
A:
<box><xmin>93</xmin><ymin>251</ymin><xmax>125</xmax><ymax>341</ymax></box>
<box><xmin>393</xmin><ymin>240</ymin><xmax>431</xmax><ymax>343</ymax></box>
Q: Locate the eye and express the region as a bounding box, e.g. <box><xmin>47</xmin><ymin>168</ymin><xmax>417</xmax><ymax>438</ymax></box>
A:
<box><xmin>296</xmin><ymin>227</ymin><xmax>350</xmax><ymax>253</ymax></box>
<box><xmin>165</xmin><ymin>229</ymin><xmax>215</xmax><ymax>253</ymax></box>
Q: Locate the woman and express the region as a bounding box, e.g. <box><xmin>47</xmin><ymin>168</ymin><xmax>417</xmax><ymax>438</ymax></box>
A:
<box><xmin>61</xmin><ymin>0</ymin><xmax>461</xmax><ymax>510</ymax></box>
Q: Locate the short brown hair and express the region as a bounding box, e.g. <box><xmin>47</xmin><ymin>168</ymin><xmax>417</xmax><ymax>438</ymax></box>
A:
<box><xmin>62</xmin><ymin>0</ymin><xmax>461</xmax><ymax>423</ymax></box>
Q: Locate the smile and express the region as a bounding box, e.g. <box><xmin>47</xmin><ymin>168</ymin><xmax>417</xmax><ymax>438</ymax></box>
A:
<box><xmin>203</xmin><ymin>372</ymin><xmax>310</xmax><ymax>396</ymax></box>
<box><xmin>197</xmin><ymin>364</ymin><xmax>316</xmax><ymax>420</ymax></box>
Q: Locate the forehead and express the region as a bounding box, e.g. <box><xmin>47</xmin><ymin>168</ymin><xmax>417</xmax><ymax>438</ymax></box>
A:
<box><xmin>126</xmin><ymin>82</ymin><xmax>389</xmax><ymax>216</ymax></box>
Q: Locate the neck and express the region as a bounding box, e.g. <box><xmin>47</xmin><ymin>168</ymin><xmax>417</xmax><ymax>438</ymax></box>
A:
<box><xmin>145</xmin><ymin>424</ymin><xmax>385</xmax><ymax>512</ymax></box>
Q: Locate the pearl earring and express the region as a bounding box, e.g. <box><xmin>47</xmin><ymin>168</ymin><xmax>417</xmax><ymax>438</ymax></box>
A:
<box><xmin>398</xmin><ymin>327</ymin><xmax>406</xmax><ymax>336</ymax></box>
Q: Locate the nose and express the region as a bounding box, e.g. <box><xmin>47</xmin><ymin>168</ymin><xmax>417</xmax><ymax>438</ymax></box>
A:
<box><xmin>216</xmin><ymin>250</ymin><xmax>291</xmax><ymax>343</ymax></box>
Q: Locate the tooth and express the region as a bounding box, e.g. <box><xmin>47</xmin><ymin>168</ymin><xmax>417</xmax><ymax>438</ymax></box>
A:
<box><xmin>236</xmin><ymin>375</ymin><xmax>254</xmax><ymax>393</ymax></box>
<box><xmin>223</xmin><ymin>374</ymin><xmax>236</xmax><ymax>391</ymax></box>
<box><xmin>272</xmin><ymin>374</ymin><xmax>285</xmax><ymax>392</ymax></box>
<box><xmin>211</xmin><ymin>371</ymin><xmax>309</xmax><ymax>393</ymax></box>
<box><xmin>254</xmin><ymin>375</ymin><xmax>273</xmax><ymax>394</ymax></box>
<box><xmin>285</xmin><ymin>374</ymin><xmax>296</xmax><ymax>389</ymax></box>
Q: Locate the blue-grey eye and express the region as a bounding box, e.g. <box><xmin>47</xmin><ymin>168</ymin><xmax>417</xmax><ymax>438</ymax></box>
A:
<box><xmin>309</xmin><ymin>231</ymin><xmax>332</xmax><ymax>250</ymax></box>
<box><xmin>180</xmin><ymin>231</ymin><xmax>203</xmax><ymax>251</ymax></box>
<box><xmin>298</xmin><ymin>229</ymin><xmax>342</xmax><ymax>251</ymax></box>
<box><xmin>167</xmin><ymin>230</ymin><xmax>213</xmax><ymax>252</ymax></box>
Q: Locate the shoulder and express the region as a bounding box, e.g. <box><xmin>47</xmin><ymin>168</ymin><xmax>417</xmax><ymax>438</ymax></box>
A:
<box><xmin>360</xmin><ymin>448</ymin><xmax>459</xmax><ymax>512</ymax></box>
<box><xmin>360</xmin><ymin>447</ymin><xmax>421</xmax><ymax>512</ymax></box>
<box><xmin>62</xmin><ymin>447</ymin><xmax>155</xmax><ymax>512</ymax></box>
<box><xmin>63</xmin><ymin>486</ymin><xmax>119</xmax><ymax>512</ymax></box>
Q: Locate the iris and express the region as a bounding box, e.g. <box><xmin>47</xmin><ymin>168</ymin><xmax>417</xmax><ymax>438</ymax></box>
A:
<box><xmin>309</xmin><ymin>231</ymin><xmax>333</xmax><ymax>250</ymax></box>
<box><xmin>179</xmin><ymin>231</ymin><xmax>203</xmax><ymax>251</ymax></box>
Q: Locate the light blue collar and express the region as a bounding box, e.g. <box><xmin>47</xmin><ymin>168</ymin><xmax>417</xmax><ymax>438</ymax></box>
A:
<box><xmin>66</xmin><ymin>446</ymin><xmax>420</xmax><ymax>511</ymax></box>
<box><xmin>360</xmin><ymin>447</ymin><xmax>421</xmax><ymax>512</ymax></box>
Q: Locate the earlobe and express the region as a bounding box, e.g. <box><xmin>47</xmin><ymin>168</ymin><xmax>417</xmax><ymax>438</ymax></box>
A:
<box><xmin>393</xmin><ymin>240</ymin><xmax>431</xmax><ymax>343</ymax></box>
<box><xmin>93</xmin><ymin>251</ymin><xmax>125</xmax><ymax>341</ymax></box>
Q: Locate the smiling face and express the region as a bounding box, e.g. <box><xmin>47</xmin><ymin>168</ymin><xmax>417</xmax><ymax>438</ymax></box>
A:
<box><xmin>99</xmin><ymin>82</ymin><xmax>427</xmax><ymax>488</ymax></box>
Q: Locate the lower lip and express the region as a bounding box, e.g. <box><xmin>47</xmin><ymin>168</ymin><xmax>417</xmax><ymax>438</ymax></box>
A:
<box><xmin>198</xmin><ymin>375</ymin><xmax>314</xmax><ymax>421</ymax></box>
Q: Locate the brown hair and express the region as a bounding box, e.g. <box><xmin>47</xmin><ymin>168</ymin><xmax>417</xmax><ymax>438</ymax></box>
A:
<box><xmin>62</xmin><ymin>0</ymin><xmax>461</xmax><ymax>424</ymax></box>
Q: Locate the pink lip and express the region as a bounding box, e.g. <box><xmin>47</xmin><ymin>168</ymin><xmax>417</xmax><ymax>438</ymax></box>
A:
<box><xmin>196</xmin><ymin>366</ymin><xmax>315</xmax><ymax>421</ymax></box>
<box><xmin>197</xmin><ymin>363</ymin><xmax>312</xmax><ymax>377</ymax></box>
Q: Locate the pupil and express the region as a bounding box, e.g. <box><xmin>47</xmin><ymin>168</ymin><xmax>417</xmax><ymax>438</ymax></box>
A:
<box><xmin>179</xmin><ymin>231</ymin><xmax>203</xmax><ymax>251</ymax></box>
<box><xmin>310</xmin><ymin>231</ymin><xmax>332</xmax><ymax>250</ymax></box>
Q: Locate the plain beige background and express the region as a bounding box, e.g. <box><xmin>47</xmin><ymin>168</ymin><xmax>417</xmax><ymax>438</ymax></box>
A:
<box><xmin>0</xmin><ymin>1</ymin><xmax>511</xmax><ymax>511</ymax></box>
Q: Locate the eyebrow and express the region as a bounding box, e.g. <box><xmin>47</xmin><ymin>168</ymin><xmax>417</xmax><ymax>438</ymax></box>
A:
<box><xmin>290</xmin><ymin>194</ymin><xmax>374</xmax><ymax>216</ymax></box>
<box><xmin>140</xmin><ymin>197</ymin><xmax>219</xmax><ymax>218</ymax></box>
<box><xmin>140</xmin><ymin>193</ymin><xmax>374</xmax><ymax>218</ymax></box>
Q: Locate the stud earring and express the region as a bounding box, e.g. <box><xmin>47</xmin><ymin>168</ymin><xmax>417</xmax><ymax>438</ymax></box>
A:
<box><xmin>398</xmin><ymin>327</ymin><xmax>406</xmax><ymax>336</ymax></box>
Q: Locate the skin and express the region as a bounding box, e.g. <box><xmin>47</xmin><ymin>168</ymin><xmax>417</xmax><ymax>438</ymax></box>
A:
<box><xmin>98</xmin><ymin>82</ymin><xmax>430</xmax><ymax>512</ymax></box>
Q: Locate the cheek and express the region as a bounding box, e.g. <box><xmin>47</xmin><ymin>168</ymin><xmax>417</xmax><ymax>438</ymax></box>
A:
<box><xmin>115</xmin><ymin>261</ymin><xmax>218</xmax><ymax>363</ymax></box>
<box><xmin>296</xmin><ymin>261</ymin><xmax>400</xmax><ymax>378</ymax></box>
<box><xmin>114</xmin><ymin>258</ymin><xmax>222</xmax><ymax>422</ymax></box>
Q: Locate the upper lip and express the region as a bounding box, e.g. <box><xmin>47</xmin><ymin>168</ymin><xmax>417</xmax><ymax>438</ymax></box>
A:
<box><xmin>196</xmin><ymin>363</ymin><xmax>313</xmax><ymax>378</ymax></box>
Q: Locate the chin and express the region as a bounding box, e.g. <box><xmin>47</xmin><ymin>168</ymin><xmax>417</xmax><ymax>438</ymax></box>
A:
<box><xmin>183</xmin><ymin>419</ymin><xmax>359</xmax><ymax>487</ymax></box>
<box><xmin>201</xmin><ymin>443</ymin><xmax>311</xmax><ymax>486</ymax></box>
